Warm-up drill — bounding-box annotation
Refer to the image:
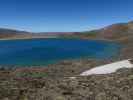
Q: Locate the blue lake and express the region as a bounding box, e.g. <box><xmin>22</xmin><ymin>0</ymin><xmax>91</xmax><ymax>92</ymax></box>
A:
<box><xmin>0</xmin><ymin>38</ymin><xmax>121</xmax><ymax>66</ymax></box>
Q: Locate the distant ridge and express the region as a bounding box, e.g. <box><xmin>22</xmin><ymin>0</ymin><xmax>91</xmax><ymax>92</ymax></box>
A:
<box><xmin>0</xmin><ymin>28</ymin><xmax>28</xmax><ymax>33</ymax></box>
<box><xmin>0</xmin><ymin>20</ymin><xmax>133</xmax><ymax>39</ymax></box>
<box><xmin>0</xmin><ymin>28</ymin><xmax>31</xmax><ymax>39</ymax></box>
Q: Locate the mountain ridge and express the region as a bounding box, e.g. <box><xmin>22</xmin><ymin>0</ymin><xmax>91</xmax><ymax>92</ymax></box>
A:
<box><xmin>0</xmin><ymin>20</ymin><xmax>133</xmax><ymax>39</ymax></box>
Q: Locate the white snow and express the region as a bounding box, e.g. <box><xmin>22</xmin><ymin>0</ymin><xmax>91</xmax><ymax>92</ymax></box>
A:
<box><xmin>69</xmin><ymin>77</ymin><xmax>76</xmax><ymax>79</ymax></box>
<box><xmin>80</xmin><ymin>59</ymin><xmax>133</xmax><ymax>76</ymax></box>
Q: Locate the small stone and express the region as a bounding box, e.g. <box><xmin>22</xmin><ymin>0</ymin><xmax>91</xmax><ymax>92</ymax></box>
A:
<box><xmin>18</xmin><ymin>95</ymin><xmax>29</xmax><ymax>100</ymax></box>
<box><xmin>3</xmin><ymin>98</ymin><xmax>10</xmax><ymax>100</ymax></box>
<box><xmin>55</xmin><ymin>96</ymin><xmax>66</xmax><ymax>100</ymax></box>
<box><xmin>128</xmin><ymin>75</ymin><xmax>133</xmax><ymax>79</ymax></box>
<box><xmin>95</xmin><ymin>92</ymin><xmax>106</xmax><ymax>100</ymax></box>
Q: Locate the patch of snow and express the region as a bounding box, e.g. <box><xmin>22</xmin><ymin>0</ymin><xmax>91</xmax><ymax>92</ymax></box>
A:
<box><xmin>80</xmin><ymin>59</ymin><xmax>133</xmax><ymax>76</ymax></box>
<box><xmin>69</xmin><ymin>77</ymin><xmax>76</xmax><ymax>79</ymax></box>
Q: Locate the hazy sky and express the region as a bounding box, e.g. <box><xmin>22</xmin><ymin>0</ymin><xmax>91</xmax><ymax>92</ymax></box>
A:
<box><xmin>0</xmin><ymin>0</ymin><xmax>133</xmax><ymax>32</ymax></box>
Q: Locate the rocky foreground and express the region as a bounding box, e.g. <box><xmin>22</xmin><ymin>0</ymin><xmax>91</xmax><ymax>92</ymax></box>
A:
<box><xmin>0</xmin><ymin>64</ymin><xmax>133</xmax><ymax>100</ymax></box>
<box><xmin>0</xmin><ymin>58</ymin><xmax>133</xmax><ymax>100</ymax></box>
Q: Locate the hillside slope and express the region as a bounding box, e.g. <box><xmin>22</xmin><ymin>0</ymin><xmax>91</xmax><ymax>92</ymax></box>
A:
<box><xmin>0</xmin><ymin>28</ymin><xmax>32</xmax><ymax>39</ymax></box>
<box><xmin>62</xmin><ymin>21</ymin><xmax>133</xmax><ymax>41</ymax></box>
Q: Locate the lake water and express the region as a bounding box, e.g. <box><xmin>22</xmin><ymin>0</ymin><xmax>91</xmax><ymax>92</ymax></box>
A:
<box><xmin>0</xmin><ymin>38</ymin><xmax>121</xmax><ymax>66</ymax></box>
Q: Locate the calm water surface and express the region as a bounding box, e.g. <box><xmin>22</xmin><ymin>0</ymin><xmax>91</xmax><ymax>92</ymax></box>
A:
<box><xmin>0</xmin><ymin>38</ymin><xmax>121</xmax><ymax>66</ymax></box>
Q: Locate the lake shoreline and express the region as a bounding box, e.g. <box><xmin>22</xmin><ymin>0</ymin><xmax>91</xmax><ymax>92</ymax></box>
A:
<box><xmin>0</xmin><ymin>36</ymin><xmax>58</xmax><ymax>41</ymax></box>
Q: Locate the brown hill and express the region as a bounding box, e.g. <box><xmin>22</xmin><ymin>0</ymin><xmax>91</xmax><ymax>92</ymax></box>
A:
<box><xmin>100</xmin><ymin>21</ymin><xmax>133</xmax><ymax>39</ymax></box>
<box><xmin>0</xmin><ymin>28</ymin><xmax>32</xmax><ymax>39</ymax></box>
<box><xmin>63</xmin><ymin>21</ymin><xmax>133</xmax><ymax>40</ymax></box>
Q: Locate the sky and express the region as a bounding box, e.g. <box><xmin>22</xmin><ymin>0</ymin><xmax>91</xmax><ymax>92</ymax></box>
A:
<box><xmin>0</xmin><ymin>0</ymin><xmax>133</xmax><ymax>32</ymax></box>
